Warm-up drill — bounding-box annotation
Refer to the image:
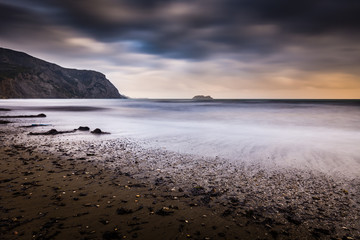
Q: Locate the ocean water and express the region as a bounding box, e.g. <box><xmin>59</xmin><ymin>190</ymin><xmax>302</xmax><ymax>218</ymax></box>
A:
<box><xmin>1</xmin><ymin>99</ymin><xmax>360</xmax><ymax>177</ymax></box>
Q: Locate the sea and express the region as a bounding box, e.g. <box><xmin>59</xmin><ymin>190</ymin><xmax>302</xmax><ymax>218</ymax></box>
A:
<box><xmin>1</xmin><ymin>99</ymin><xmax>360</xmax><ymax>177</ymax></box>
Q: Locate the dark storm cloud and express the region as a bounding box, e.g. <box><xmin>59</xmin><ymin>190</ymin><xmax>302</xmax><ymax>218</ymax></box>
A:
<box><xmin>1</xmin><ymin>0</ymin><xmax>360</xmax><ymax>58</ymax></box>
<box><xmin>55</xmin><ymin>0</ymin><xmax>360</xmax><ymax>44</ymax></box>
<box><xmin>0</xmin><ymin>2</ymin><xmax>43</xmax><ymax>34</ymax></box>
<box><xmin>246</xmin><ymin>0</ymin><xmax>360</xmax><ymax>33</ymax></box>
<box><xmin>0</xmin><ymin>1</ymin><xmax>67</xmax><ymax>49</ymax></box>
<box><xmin>1</xmin><ymin>0</ymin><xmax>360</xmax><ymax>73</ymax></box>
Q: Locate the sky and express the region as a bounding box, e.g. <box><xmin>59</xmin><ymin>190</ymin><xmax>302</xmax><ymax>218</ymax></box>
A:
<box><xmin>1</xmin><ymin>0</ymin><xmax>360</xmax><ymax>99</ymax></box>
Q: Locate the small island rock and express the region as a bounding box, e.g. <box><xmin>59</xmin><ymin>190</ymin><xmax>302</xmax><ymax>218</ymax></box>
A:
<box><xmin>192</xmin><ymin>95</ymin><xmax>213</xmax><ymax>100</ymax></box>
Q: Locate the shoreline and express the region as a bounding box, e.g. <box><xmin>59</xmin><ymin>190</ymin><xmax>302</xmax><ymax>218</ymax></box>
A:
<box><xmin>1</xmin><ymin>123</ymin><xmax>360</xmax><ymax>239</ymax></box>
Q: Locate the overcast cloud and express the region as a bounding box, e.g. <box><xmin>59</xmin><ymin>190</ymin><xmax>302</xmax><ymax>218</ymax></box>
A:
<box><xmin>1</xmin><ymin>0</ymin><xmax>360</xmax><ymax>98</ymax></box>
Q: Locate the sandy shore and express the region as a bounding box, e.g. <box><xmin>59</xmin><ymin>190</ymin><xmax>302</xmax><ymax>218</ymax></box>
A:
<box><xmin>1</xmin><ymin>118</ymin><xmax>360</xmax><ymax>239</ymax></box>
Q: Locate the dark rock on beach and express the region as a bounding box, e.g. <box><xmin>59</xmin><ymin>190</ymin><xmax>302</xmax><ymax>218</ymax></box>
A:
<box><xmin>29</xmin><ymin>129</ymin><xmax>76</xmax><ymax>135</ymax></box>
<box><xmin>0</xmin><ymin>113</ymin><xmax>46</xmax><ymax>118</ymax></box>
<box><xmin>155</xmin><ymin>207</ymin><xmax>174</xmax><ymax>216</ymax></box>
<box><xmin>21</xmin><ymin>124</ymin><xmax>50</xmax><ymax>128</ymax></box>
<box><xmin>77</xmin><ymin>126</ymin><xmax>90</xmax><ymax>131</ymax></box>
<box><xmin>116</xmin><ymin>207</ymin><xmax>133</xmax><ymax>215</ymax></box>
<box><xmin>0</xmin><ymin>120</ymin><xmax>11</xmax><ymax>124</ymax></box>
<box><xmin>91</xmin><ymin>128</ymin><xmax>110</xmax><ymax>134</ymax></box>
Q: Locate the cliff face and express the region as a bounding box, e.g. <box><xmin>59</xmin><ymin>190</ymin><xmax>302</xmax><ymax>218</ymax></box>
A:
<box><xmin>0</xmin><ymin>48</ymin><xmax>125</xmax><ymax>98</ymax></box>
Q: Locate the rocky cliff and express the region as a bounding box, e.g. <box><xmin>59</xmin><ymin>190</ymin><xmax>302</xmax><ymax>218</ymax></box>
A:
<box><xmin>0</xmin><ymin>48</ymin><xmax>125</xmax><ymax>98</ymax></box>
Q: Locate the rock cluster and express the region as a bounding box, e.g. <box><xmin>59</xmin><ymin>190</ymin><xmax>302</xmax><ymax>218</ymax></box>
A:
<box><xmin>28</xmin><ymin>127</ymin><xmax>110</xmax><ymax>135</ymax></box>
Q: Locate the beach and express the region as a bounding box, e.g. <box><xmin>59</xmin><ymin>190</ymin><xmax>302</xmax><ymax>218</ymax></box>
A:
<box><xmin>2</xmin><ymin>0</ymin><xmax>360</xmax><ymax>238</ymax></box>
<box><xmin>1</xmin><ymin>101</ymin><xmax>360</xmax><ymax>239</ymax></box>
<box><xmin>0</xmin><ymin>136</ymin><xmax>272</xmax><ymax>240</ymax></box>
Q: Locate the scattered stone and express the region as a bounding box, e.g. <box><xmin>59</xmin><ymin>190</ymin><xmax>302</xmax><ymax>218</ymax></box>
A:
<box><xmin>73</xmin><ymin>212</ymin><xmax>89</xmax><ymax>217</ymax></box>
<box><xmin>128</xmin><ymin>183</ymin><xmax>147</xmax><ymax>188</ymax></box>
<box><xmin>102</xmin><ymin>231</ymin><xmax>120</xmax><ymax>240</ymax></box>
<box><xmin>99</xmin><ymin>219</ymin><xmax>110</xmax><ymax>225</ymax></box>
<box><xmin>91</xmin><ymin>128</ymin><xmax>110</xmax><ymax>134</ymax></box>
<box><xmin>222</xmin><ymin>208</ymin><xmax>233</xmax><ymax>217</ymax></box>
<box><xmin>229</xmin><ymin>196</ymin><xmax>240</xmax><ymax>206</ymax></box>
<box><xmin>313</xmin><ymin>228</ymin><xmax>331</xmax><ymax>235</ymax></box>
<box><xmin>0</xmin><ymin>177</ymin><xmax>16</xmax><ymax>184</ymax></box>
<box><xmin>22</xmin><ymin>171</ymin><xmax>34</xmax><ymax>176</ymax></box>
<box><xmin>156</xmin><ymin>207</ymin><xmax>174</xmax><ymax>216</ymax></box>
<box><xmin>116</xmin><ymin>207</ymin><xmax>133</xmax><ymax>215</ymax></box>
<box><xmin>286</xmin><ymin>214</ymin><xmax>302</xmax><ymax>225</ymax></box>
<box><xmin>155</xmin><ymin>177</ymin><xmax>165</xmax><ymax>186</ymax></box>
<box><xmin>78</xmin><ymin>126</ymin><xmax>90</xmax><ymax>131</ymax></box>
<box><xmin>201</xmin><ymin>195</ymin><xmax>211</xmax><ymax>204</ymax></box>
<box><xmin>190</xmin><ymin>186</ymin><xmax>206</xmax><ymax>196</ymax></box>
<box><xmin>29</xmin><ymin>129</ymin><xmax>76</xmax><ymax>135</ymax></box>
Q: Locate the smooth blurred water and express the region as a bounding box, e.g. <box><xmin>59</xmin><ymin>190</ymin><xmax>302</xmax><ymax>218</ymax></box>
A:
<box><xmin>1</xmin><ymin>99</ymin><xmax>360</xmax><ymax>177</ymax></box>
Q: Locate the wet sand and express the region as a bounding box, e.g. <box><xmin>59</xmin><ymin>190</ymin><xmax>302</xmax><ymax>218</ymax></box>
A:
<box><xmin>1</xmin><ymin>120</ymin><xmax>360</xmax><ymax>239</ymax></box>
